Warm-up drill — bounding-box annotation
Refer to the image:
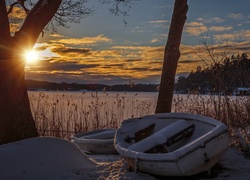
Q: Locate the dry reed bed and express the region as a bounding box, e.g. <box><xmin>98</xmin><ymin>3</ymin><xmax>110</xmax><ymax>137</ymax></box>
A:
<box><xmin>28</xmin><ymin>91</ymin><xmax>250</xmax><ymax>154</ymax></box>
<box><xmin>29</xmin><ymin>91</ymin><xmax>157</xmax><ymax>138</ymax></box>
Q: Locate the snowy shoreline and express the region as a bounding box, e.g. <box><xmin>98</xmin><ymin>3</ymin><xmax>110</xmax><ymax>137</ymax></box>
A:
<box><xmin>0</xmin><ymin>137</ymin><xmax>250</xmax><ymax>180</ymax></box>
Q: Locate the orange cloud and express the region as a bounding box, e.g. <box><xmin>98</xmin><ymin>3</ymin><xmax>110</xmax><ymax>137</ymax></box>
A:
<box><xmin>209</xmin><ymin>26</ymin><xmax>232</xmax><ymax>32</ymax></box>
<box><xmin>26</xmin><ymin>31</ymin><xmax>250</xmax><ymax>84</ymax></box>
<box><xmin>197</xmin><ymin>17</ymin><xmax>224</xmax><ymax>24</ymax></box>
<box><xmin>50</xmin><ymin>34</ymin><xmax>112</xmax><ymax>46</ymax></box>
<box><xmin>214</xmin><ymin>30</ymin><xmax>250</xmax><ymax>41</ymax></box>
<box><xmin>185</xmin><ymin>22</ymin><xmax>208</xmax><ymax>36</ymax></box>
<box><xmin>8</xmin><ymin>6</ymin><xmax>26</xmax><ymax>33</ymax></box>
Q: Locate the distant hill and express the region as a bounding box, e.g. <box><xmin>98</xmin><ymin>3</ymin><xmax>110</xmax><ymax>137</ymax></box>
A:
<box><xmin>26</xmin><ymin>80</ymin><xmax>159</xmax><ymax>92</ymax></box>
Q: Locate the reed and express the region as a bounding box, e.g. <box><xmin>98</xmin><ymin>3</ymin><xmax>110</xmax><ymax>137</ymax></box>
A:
<box><xmin>29</xmin><ymin>91</ymin><xmax>157</xmax><ymax>139</ymax></box>
<box><xmin>172</xmin><ymin>94</ymin><xmax>250</xmax><ymax>156</ymax></box>
<box><xmin>29</xmin><ymin>91</ymin><xmax>250</xmax><ymax>153</ymax></box>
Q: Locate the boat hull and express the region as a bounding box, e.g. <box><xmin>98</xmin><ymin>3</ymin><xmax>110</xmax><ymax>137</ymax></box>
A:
<box><xmin>71</xmin><ymin>129</ymin><xmax>117</xmax><ymax>155</ymax></box>
<box><xmin>115</xmin><ymin>113</ymin><xmax>229</xmax><ymax>176</ymax></box>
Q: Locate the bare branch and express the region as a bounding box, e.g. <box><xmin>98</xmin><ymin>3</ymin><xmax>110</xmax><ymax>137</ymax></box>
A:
<box><xmin>19</xmin><ymin>0</ymin><xmax>30</xmax><ymax>13</ymax></box>
<box><xmin>99</xmin><ymin>0</ymin><xmax>140</xmax><ymax>25</ymax></box>
<box><xmin>15</xmin><ymin>0</ymin><xmax>62</xmax><ymax>48</ymax></box>
<box><xmin>49</xmin><ymin>0</ymin><xmax>93</xmax><ymax>31</ymax></box>
<box><xmin>197</xmin><ymin>33</ymin><xmax>238</xmax><ymax>68</ymax></box>
<box><xmin>7</xmin><ymin>0</ymin><xmax>30</xmax><ymax>14</ymax></box>
<box><xmin>7</xmin><ymin>1</ymin><xmax>19</xmax><ymax>14</ymax></box>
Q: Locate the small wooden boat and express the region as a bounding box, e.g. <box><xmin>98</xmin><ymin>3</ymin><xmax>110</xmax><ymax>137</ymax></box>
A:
<box><xmin>115</xmin><ymin>113</ymin><xmax>229</xmax><ymax>176</ymax></box>
<box><xmin>71</xmin><ymin>128</ymin><xmax>118</xmax><ymax>155</ymax></box>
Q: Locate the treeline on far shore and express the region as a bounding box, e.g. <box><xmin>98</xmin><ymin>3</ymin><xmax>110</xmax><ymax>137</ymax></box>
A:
<box><xmin>175</xmin><ymin>53</ymin><xmax>250</xmax><ymax>95</ymax></box>
<box><xmin>26</xmin><ymin>80</ymin><xmax>159</xmax><ymax>92</ymax></box>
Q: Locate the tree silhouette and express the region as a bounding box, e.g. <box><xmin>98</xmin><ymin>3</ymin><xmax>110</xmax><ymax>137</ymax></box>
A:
<box><xmin>0</xmin><ymin>0</ymin><xmax>137</xmax><ymax>144</ymax></box>
<box><xmin>175</xmin><ymin>53</ymin><xmax>250</xmax><ymax>94</ymax></box>
<box><xmin>155</xmin><ymin>0</ymin><xmax>188</xmax><ymax>113</ymax></box>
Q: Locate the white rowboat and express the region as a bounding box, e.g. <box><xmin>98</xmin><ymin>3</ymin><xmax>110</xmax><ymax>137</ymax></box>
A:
<box><xmin>115</xmin><ymin>113</ymin><xmax>229</xmax><ymax>176</ymax></box>
<box><xmin>71</xmin><ymin>129</ymin><xmax>117</xmax><ymax>155</ymax></box>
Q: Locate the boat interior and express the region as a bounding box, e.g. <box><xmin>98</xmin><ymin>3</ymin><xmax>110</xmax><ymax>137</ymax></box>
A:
<box><xmin>122</xmin><ymin>118</ymin><xmax>217</xmax><ymax>153</ymax></box>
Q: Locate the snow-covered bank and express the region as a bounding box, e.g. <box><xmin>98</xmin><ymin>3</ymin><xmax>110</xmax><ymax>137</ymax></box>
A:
<box><xmin>0</xmin><ymin>137</ymin><xmax>250</xmax><ymax>180</ymax></box>
<box><xmin>0</xmin><ymin>137</ymin><xmax>96</xmax><ymax>180</ymax></box>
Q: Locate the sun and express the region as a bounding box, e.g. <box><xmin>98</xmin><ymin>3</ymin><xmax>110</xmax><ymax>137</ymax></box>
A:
<box><xmin>25</xmin><ymin>50</ymin><xmax>39</xmax><ymax>64</ymax></box>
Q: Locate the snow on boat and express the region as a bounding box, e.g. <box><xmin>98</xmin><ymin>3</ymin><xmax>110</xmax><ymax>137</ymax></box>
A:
<box><xmin>115</xmin><ymin>113</ymin><xmax>229</xmax><ymax>176</ymax></box>
<box><xmin>71</xmin><ymin>128</ymin><xmax>118</xmax><ymax>155</ymax></box>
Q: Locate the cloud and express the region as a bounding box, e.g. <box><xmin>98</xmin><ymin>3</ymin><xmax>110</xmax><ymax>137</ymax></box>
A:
<box><xmin>185</xmin><ymin>22</ymin><xmax>208</xmax><ymax>36</ymax></box>
<box><xmin>49</xmin><ymin>34</ymin><xmax>64</xmax><ymax>38</ymax></box>
<box><xmin>49</xmin><ymin>44</ymin><xmax>92</xmax><ymax>56</ymax></box>
<box><xmin>149</xmin><ymin>20</ymin><xmax>168</xmax><ymax>24</ymax></box>
<box><xmin>50</xmin><ymin>34</ymin><xmax>112</xmax><ymax>46</ymax></box>
<box><xmin>148</xmin><ymin>20</ymin><xmax>168</xmax><ymax>28</ymax></box>
<box><xmin>26</xmin><ymin>29</ymin><xmax>250</xmax><ymax>85</ymax></box>
<box><xmin>27</xmin><ymin>59</ymin><xmax>97</xmax><ymax>72</ymax></box>
<box><xmin>26</xmin><ymin>43</ymin><xmax>165</xmax><ymax>84</ymax></box>
<box><xmin>212</xmin><ymin>17</ymin><xmax>225</xmax><ymax>23</ymax></box>
<box><xmin>214</xmin><ymin>33</ymin><xmax>237</xmax><ymax>41</ymax></box>
<box><xmin>230</xmin><ymin>41</ymin><xmax>250</xmax><ymax>52</ymax></box>
<box><xmin>34</xmin><ymin>43</ymin><xmax>50</xmax><ymax>51</ymax></box>
<box><xmin>151</xmin><ymin>38</ymin><xmax>159</xmax><ymax>43</ymax></box>
<box><xmin>214</xmin><ymin>29</ymin><xmax>250</xmax><ymax>41</ymax></box>
<box><xmin>197</xmin><ymin>17</ymin><xmax>225</xmax><ymax>24</ymax></box>
<box><xmin>8</xmin><ymin>6</ymin><xmax>26</xmax><ymax>33</ymax></box>
<box><xmin>228</xmin><ymin>13</ymin><xmax>244</xmax><ymax>19</ymax></box>
<box><xmin>131</xmin><ymin>26</ymin><xmax>145</xmax><ymax>33</ymax></box>
<box><xmin>209</xmin><ymin>26</ymin><xmax>233</xmax><ymax>32</ymax></box>
<box><xmin>179</xmin><ymin>59</ymin><xmax>201</xmax><ymax>64</ymax></box>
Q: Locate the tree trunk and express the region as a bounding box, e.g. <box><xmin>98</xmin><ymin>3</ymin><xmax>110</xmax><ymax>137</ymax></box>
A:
<box><xmin>0</xmin><ymin>0</ymin><xmax>62</xmax><ymax>144</ymax></box>
<box><xmin>155</xmin><ymin>0</ymin><xmax>188</xmax><ymax>113</ymax></box>
<box><xmin>0</xmin><ymin>59</ymin><xmax>38</xmax><ymax>144</ymax></box>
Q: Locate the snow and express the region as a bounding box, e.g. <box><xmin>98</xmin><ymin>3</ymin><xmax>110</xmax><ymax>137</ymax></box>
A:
<box><xmin>0</xmin><ymin>137</ymin><xmax>96</xmax><ymax>180</ymax></box>
<box><xmin>128</xmin><ymin>120</ymin><xmax>194</xmax><ymax>152</ymax></box>
<box><xmin>0</xmin><ymin>137</ymin><xmax>250</xmax><ymax>180</ymax></box>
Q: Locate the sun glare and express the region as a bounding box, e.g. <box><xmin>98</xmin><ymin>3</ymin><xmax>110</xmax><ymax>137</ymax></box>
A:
<box><xmin>25</xmin><ymin>50</ymin><xmax>39</xmax><ymax>64</ymax></box>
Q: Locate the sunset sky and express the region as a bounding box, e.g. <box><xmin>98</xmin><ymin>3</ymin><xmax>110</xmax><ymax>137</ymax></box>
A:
<box><xmin>25</xmin><ymin>0</ymin><xmax>250</xmax><ymax>85</ymax></box>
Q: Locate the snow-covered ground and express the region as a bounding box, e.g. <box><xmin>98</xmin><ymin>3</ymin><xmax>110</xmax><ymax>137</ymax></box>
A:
<box><xmin>0</xmin><ymin>137</ymin><xmax>250</xmax><ymax>180</ymax></box>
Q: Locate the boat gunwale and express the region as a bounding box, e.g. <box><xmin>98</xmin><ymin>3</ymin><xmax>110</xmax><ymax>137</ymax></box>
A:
<box><xmin>117</xmin><ymin>129</ymin><xmax>228</xmax><ymax>163</ymax></box>
<box><xmin>71</xmin><ymin>128</ymin><xmax>116</xmax><ymax>144</ymax></box>
<box><xmin>115</xmin><ymin>113</ymin><xmax>229</xmax><ymax>162</ymax></box>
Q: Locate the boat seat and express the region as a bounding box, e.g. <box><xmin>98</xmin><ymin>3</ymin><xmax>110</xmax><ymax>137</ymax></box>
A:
<box><xmin>128</xmin><ymin>120</ymin><xmax>194</xmax><ymax>153</ymax></box>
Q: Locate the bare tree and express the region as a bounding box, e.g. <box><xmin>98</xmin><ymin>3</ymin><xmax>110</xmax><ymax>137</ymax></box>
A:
<box><xmin>0</xmin><ymin>0</ymin><xmax>137</xmax><ymax>144</ymax></box>
<box><xmin>0</xmin><ymin>0</ymin><xmax>92</xmax><ymax>144</ymax></box>
<box><xmin>155</xmin><ymin>0</ymin><xmax>188</xmax><ymax>113</ymax></box>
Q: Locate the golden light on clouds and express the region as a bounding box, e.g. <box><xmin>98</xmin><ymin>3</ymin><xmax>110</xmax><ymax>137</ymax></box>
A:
<box><xmin>11</xmin><ymin>0</ymin><xmax>250</xmax><ymax>85</ymax></box>
<box><xmin>151</xmin><ymin>38</ymin><xmax>159</xmax><ymax>43</ymax></box>
<box><xmin>8</xmin><ymin>6</ymin><xmax>26</xmax><ymax>33</ymax></box>
<box><xmin>25</xmin><ymin>11</ymin><xmax>250</xmax><ymax>84</ymax></box>
<box><xmin>185</xmin><ymin>22</ymin><xmax>208</xmax><ymax>36</ymax></box>
<box><xmin>26</xmin><ymin>34</ymin><xmax>250</xmax><ymax>84</ymax></box>
<box><xmin>197</xmin><ymin>17</ymin><xmax>225</xmax><ymax>24</ymax></box>
<box><xmin>51</xmin><ymin>34</ymin><xmax>112</xmax><ymax>46</ymax></box>
<box><xmin>213</xmin><ymin>30</ymin><xmax>250</xmax><ymax>41</ymax></box>
<box><xmin>26</xmin><ymin>38</ymin><xmax>206</xmax><ymax>83</ymax></box>
<box><xmin>209</xmin><ymin>26</ymin><xmax>233</xmax><ymax>32</ymax></box>
<box><xmin>33</xmin><ymin>43</ymin><xmax>60</xmax><ymax>60</ymax></box>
